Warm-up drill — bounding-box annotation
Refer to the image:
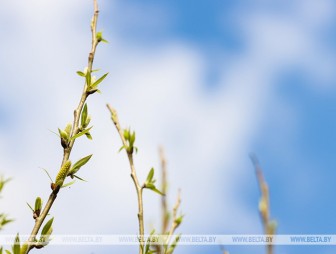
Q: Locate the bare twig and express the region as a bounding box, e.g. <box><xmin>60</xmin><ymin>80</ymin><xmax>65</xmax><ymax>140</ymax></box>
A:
<box><xmin>164</xmin><ymin>190</ymin><xmax>181</xmax><ymax>252</ymax></box>
<box><xmin>250</xmin><ymin>154</ymin><xmax>277</xmax><ymax>254</ymax></box>
<box><xmin>106</xmin><ymin>105</ymin><xmax>145</xmax><ymax>254</ymax></box>
<box><xmin>25</xmin><ymin>1</ymin><xmax>101</xmax><ymax>252</ymax></box>
<box><xmin>159</xmin><ymin>147</ymin><xmax>169</xmax><ymax>234</ymax></box>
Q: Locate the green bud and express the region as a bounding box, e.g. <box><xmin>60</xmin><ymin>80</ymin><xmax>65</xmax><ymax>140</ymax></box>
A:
<box><xmin>34</xmin><ymin>197</ymin><xmax>42</xmax><ymax>212</ymax></box>
<box><xmin>12</xmin><ymin>233</ymin><xmax>20</xmax><ymax>254</ymax></box>
<box><xmin>81</xmin><ymin>104</ymin><xmax>88</xmax><ymax>128</ymax></box>
<box><xmin>174</xmin><ymin>215</ymin><xmax>184</xmax><ymax>227</ymax></box>
<box><xmin>123</xmin><ymin>129</ymin><xmax>130</xmax><ymax>141</ymax></box>
<box><xmin>19</xmin><ymin>244</ymin><xmax>28</xmax><ymax>254</ymax></box>
<box><xmin>258</xmin><ymin>198</ymin><xmax>267</xmax><ymax>216</ymax></box>
<box><xmin>64</xmin><ymin>123</ymin><xmax>72</xmax><ymax>136</ymax></box>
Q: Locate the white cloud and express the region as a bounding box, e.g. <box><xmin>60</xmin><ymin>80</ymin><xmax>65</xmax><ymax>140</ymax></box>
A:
<box><xmin>1</xmin><ymin>0</ymin><xmax>336</xmax><ymax>253</ymax></box>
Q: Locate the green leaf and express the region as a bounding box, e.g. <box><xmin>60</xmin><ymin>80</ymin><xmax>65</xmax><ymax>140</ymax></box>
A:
<box><xmin>118</xmin><ymin>145</ymin><xmax>126</xmax><ymax>153</ymax></box>
<box><xmin>58</xmin><ymin>128</ymin><xmax>68</xmax><ymax>140</ymax></box>
<box><xmin>150</xmin><ymin>187</ymin><xmax>164</xmax><ymax>196</ymax></box>
<box><xmin>85</xmin><ymin>70</ymin><xmax>91</xmax><ymax>87</ymax></box>
<box><xmin>145</xmin><ymin>183</ymin><xmax>164</xmax><ymax>196</ymax></box>
<box><xmin>0</xmin><ymin>215</ymin><xmax>14</xmax><ymax>228</ymax></box>
<box><xmin>19</xmin><ymin>244</ymin><xmax>28</xmax><ymax>254</ymax></box>
<box><xmin>61</xmin><ymin>180</ymin><xmax>76</xmax><ymax>188</ymax></box>
<box><xmin>72</xmin><ymin>175</ymin><xmax>87</xmax><ymax>182</ymax></box>
<box><xmin>145</xmin><ymin>242</ymin><xmax>150</xmax><ymax>254</ymax></box>
<box><xmin>76</xmin><ymin>71</ymin><xmax>86</xmax><ymax>77</ymax></box>
<box><xmin>70</xmin><ymin>126</ymin><xmax>93</xmax><ymax>141</ymax></box>
<box><xmin>5</xmin><ymin>250</ymin><xmax>11</xmax><ymax>254</ymax></box>
<box><xmin>166</xmin><ymin>234</ymin><xmax>181</xmax><ymax>254</ymax></box>
<box><xmin>12</xmin><ymin>234</ymin><xmax>20</xmax><ymax>254</ymax></box>
<box><xmin>91</xmin><ymin>73</ymin><xmax>108</xmax><ymax>89</ymax></box>
<box><xmin>174</xmin><ymin>215</ymin><xmax>184</xmax><ymax>227</ymax></box>
<box><xmin>123</xmin><ymin>129</ymin><xmax>130</xmax><ymax>141</ymax></box>
<box><xmin>68</xmin><ymin>154</ymin><xmax>92</xmax><ymax>175</ymax></box>
<box><xmin>34</xmin><ymin>197</ymin><xmax>42</xmax><ymax>211</ymax></box>
<box><xmin>85</xmin><ymin>132</ymin><xmax>92</xmax><ymax>140</ymax></box>
<box><xmin>145</xmin><ymin>183</ymin><xmax>155</xmax><ymax>189</ymax></box>
<box><xmin>144</xmin><ymin>229</ymin><xmax>156</xmax><ymax>254</ymax></box>
<box><xmin>41</xmin><ymin>217</ymin><xmax>54</xmax><ymax>236</ymax></box>
<box><xmin>130</xmin><ymin>131</ymin><xmax>136</xmax><ymax>145</ymax></box>
<box><xmin>0</xmin><ymin>177</ymin><xmax>11</xmax><ymax>193</ymax></box>
<box><xmin>81</xmin><ymin>104</ymin><xmax>88</xmax><ymax>128</ymax></box>
<box><xmin>64</xmin><ymin>123</ymin><xmax>72</xmax><ymax>136</ymax></box>
<box><xmin>96</xmin><ymin>31</ymin><xmax>108</xmax><ymax>43</ymax></box>
<box><xmin>146</xmin><ymin>168</ymin><xmax>154</xmax><ymax>184</ymax></box>
<box><xmin>96</xmin><ymin>31</ymin><xmax>103</xmax><ymax>41</ymax></box>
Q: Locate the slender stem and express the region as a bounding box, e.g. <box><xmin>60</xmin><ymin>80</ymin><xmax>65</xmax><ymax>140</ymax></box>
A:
<box><xmin>25</xmin><ymin>1</ymin><xmax>100</xmax><ymax>252</ymax></box>
<box><xmin>106</xmin><ymin>104</ymin><xmax>145</xmax><ymax>254</ymax></box>
<box><xmin>159</xmin><ymin>147</ymin><xmax>168</xmax><ymax>235</ymax></box>
<box><xmin>250</xmin><ymin>154</ymin><xmax>275</xmax><ymax>254</ymax></box>
<box><xmin>164</xmin><ymin>190</ymin><xmax>181</xmax><ymax>251</ymax></box>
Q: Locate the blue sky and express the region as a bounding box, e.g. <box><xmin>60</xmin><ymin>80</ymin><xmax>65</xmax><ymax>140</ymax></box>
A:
<box><xmin>1</xmin><ymin>1</ymin><xmax>336</xmax><ymax>254</ymax></box>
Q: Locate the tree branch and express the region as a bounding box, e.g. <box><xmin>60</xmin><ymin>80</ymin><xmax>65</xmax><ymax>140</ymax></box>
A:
<box><xmin>25</xmin><ymin>1</ymin><xmax>101</xmax><ymax>252</ymax></box>
<box><xmin>106</xmin><ymin>104</ymin><xmax>145</xmax><ymax>254</ymax></box>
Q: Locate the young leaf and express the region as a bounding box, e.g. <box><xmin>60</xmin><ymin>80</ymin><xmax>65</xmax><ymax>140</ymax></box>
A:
<box><xmin>118</xmin><ymin>145</ymin><xmax>126</xmax><ymax>153</ymax></box>
<box><xmin>81</xmin><ymin>104</ymin><xmax>88</xmax><ymax>128</ymax></box>
<box><xmin>19</xmin><ymin>244</ymin><xmax>28</xmax><ymax>254</ymax></box>
<box><xmin>64</xmin><ymin>123</ymin><xmax>72</xmax><ymax>136</ymax></box>
<box><xmin>76</xmin><ymin>71</ymin><xmax>86</xmax><ymax>77</ymax></box>
<box><xmin>0</xmin><ymin>177</ymin><xmax>11</xmax><ymax>193</ymax></box>
<box><xmin>166</xmin><ymin>234</ymin><xmax>181</xmax><ymax>254</ymax></box>
<box><xmin>58</xmin><ymin>128</ymin><xmax>68</xmax><ymax>140</ymax></box>
<box><xmin>145</xmin><ymin>183</ymin><xmax>164</xmax><ymax>196</ymax></box>
<box><xmin>34</xmin><ymin>197</ymin><xmax>42</xmax><ymax>211</ymax></box>
<box><xmin>0</xmin><ymin>215</ymin><xmax>14</xmax><ymax>228</ymax></box>
<box><xmin>85</xmin><ymin>70</ymin><xmax>91</xmax><ymax>88</ymax></box>
<box><xmin>85</xmin><ymin>132</ymin><xmax>93</xmax><ymax>140</ymax></box>
<box><xmin>146</xmin><ymin>168</ymin><xmax>154</xmax><ymax>184</ymax></box>
<box><xmin>72</xmin><ymin>175</ymin><xmax>87</xmax><ymax>182</ymax></box>
<box><xmin>96</xmin><ymin>31</ymin><xmax>103</xmax><ymax>41</ymax></box>
<box><xmin>41</xmin><ymin>217</ymin><xmax>54</xmax><ymax>236</ymax></box>
<box><xmin>12</xmin><ymin>234</ymin><xmax>20</xmax><ymax>254</ymax></box>
<box><xmin>174</xmin><ymin>215</ymin><xmax>184</xmax><ymax>227</ymax></box>
<box><xmin>68</xmin><ymin>154</ymin><xmax>92</xmax><ymax>176</ymax></box>
<box><xmin>130</xmin><ymin>131</ymin><xmax>136</xmax><ymax>145</ymax></box>
<box><xmin>70</xmin><ymin>126</ymin><xmax>93</xmax><ymax>141</ymax></box>
<box><xmin>123</xmin><ymin>129</ymin><xmax>130</xmax><ymax>141</ymax></box>
<box><xmin>61</xmin><ymin>180</ymin><xmax>76</xmax><ymax>188</ymax></box>
<box><xmin>96</xmin><ymin>31</ymin><xmax>108</xmax><ymax>43</ymax></box>
<box><xmin>144</xmin><ymin>229</ymin><xmax>156</xmax><ymax>254</ymax></box>
<box><xmin>90</xmin><ymin>73</ymin><xmax>108</xmax><ymax>89</ymax></box>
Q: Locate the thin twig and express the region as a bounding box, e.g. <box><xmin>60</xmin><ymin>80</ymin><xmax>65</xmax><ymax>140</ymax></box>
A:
<box><xmin>250</xmin><ymin>154</ymin><xmax>276</xmax><ymax>254</ymax></box>
<box><xmin>25</xmin><ymin>1</ymin><xmax>100</xmax><ymax>252</ymax></box>
<box><xmin>106</xmin><ymin>104</ymin><xmax>145</xmax><ymax>254</ymax></box>
<box><xmin>164</xmin><ymin>190</ymin><xmax>181</xmax><ymax>250</ymax></box>
<box><xmin>159</xmin><ymin>146</ymin><xmax>169</xmax><ymax>234</ymax></box>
